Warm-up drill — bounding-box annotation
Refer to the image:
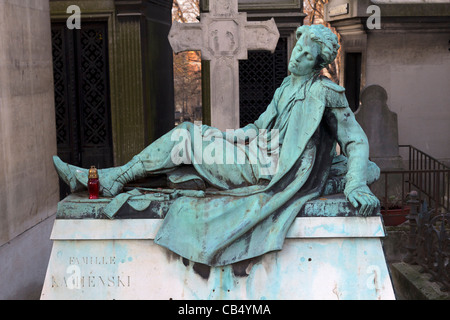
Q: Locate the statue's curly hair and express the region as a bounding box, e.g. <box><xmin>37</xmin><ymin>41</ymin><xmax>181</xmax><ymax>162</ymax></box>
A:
<box><xmin>295</xmin><ymin>24</ymin><xmax>340</xmax><ymax>70</ymax></box>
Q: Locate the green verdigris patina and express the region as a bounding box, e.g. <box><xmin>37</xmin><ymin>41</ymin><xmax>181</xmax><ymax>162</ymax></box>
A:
<box><xmin>53</xmin><ymin>25</ymin><xmax>380</xmax><ymax>267</ymax></box>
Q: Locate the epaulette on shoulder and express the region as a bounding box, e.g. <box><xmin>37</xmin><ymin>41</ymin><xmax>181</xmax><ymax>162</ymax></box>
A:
<box><xmin>320</xmin><ymin>77</ymin><xmax>345</xmax><ymax>93</ymax></box>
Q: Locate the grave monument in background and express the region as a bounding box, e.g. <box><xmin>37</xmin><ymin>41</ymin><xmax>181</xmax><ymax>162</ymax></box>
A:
<box><xmin>169</xmin><ymin>0</ymin><xmax>280</xmax><ymax>130</ymax></box>
<box><xmin>356</xmin><ymin>84</ymin><xmax>404</xmax><ymax>204</ymax></box>
<box><xmin>356</xmin><ymin>84</ymin><xmax>403</xmax><ymax>171</ymax></box>
<box><xmin>202</xmin><ymin>0</ymin><xmax>305</xmax><ymax>128</ymax></box>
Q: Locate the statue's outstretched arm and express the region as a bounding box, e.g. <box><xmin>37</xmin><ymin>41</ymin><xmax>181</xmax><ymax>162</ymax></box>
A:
<box><xmin>330</xmin><ymin>105</ymin><xmax>380</xmax><ymax>216</ymax></box>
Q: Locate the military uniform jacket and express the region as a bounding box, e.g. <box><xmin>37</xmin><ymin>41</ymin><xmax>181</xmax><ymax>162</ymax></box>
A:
<box><xmin>155</xmin><ymin>75</ymin><xmax>371</xmax><ymax>266</ymax></box>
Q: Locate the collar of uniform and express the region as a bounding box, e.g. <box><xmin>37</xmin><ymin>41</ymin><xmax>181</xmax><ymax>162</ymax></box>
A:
<box><xmin>294</xmin><ymin>74</ymin><xmax>319</xmax><ymax>101</ymax></box>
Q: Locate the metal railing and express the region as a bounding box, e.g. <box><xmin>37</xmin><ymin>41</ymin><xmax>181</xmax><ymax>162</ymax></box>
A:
<box><xmin>378</xmin><ymin>145</ymin><xmax>450</xmax><ymax>292</ymax></box>
<box><xmin>404</xmin><ymin>145</ymin><xmax>450</xmax><ymax>212</ymax></box>
<box><xmin>379</xmin><ymin>145</ymin><xmax>450</xmax><ymax>215</ymax></box>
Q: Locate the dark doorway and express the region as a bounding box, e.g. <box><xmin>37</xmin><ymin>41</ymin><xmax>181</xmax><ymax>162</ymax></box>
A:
<box><xmin>51</xmin><ymin>21</ymin><xmax>113</xmax><ymax>199</ymax></box>
<box><xmin>344</xmin><ymin>52</ymin><xmax>362</xmax><ymax>112</ymax></box>
<box><xmin>239</xmin><ymin>38</ymin><xmax>288</xmax><ymax>127</ymax></box>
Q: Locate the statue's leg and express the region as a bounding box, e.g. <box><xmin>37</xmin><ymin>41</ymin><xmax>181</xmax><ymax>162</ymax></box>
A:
<box><xmin>53</xmin><ymin>123</ymin><xmax>196</xmax><ymax>196</ymax></box>
<box><xmin>98</xmin><ymin>155</ymin><xmax>148</xmax><ymax>196</ymax></box>
<box><xmin>52</xmin><ymin>155</ymin><xmax>147</xmax><ymax>197</ymax></box>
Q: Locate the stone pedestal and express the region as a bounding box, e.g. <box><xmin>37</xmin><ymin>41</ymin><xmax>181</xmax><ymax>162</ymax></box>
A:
<box><xmin>41</xmin><ymin>194</ymin><xmax>395</xmax><ymax>300</ymax></box>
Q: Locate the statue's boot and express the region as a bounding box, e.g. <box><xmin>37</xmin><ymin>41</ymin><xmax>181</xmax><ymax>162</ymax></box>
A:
<box><xmin>98</xmin><ymin>156</ymin><xmax>147</xmax><ymax>197</ymax></box>
<box><xmin>53</xmin><ymin>156</ymin><xmax>88</xmax><ymax>193</ymax></box>
<box><xmin>52</xmin><ymin>155</ymin><xmax>147</xmax><ymax>197</ymax></box>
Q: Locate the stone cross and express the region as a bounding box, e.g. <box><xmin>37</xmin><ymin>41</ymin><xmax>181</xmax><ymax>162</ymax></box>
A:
<box><xmin>168</xmin><ymin>0</ymin><xmax>280</xmax><ymax>130</ymax></box>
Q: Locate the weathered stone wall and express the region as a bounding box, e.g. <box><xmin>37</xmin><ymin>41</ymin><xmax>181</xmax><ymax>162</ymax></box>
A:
<box><xmin>365</xmin><ymin>31</ymin><xmax>450</xmax><ymax>164</ymax></box>
<box><xmin>325</xmin><ymin>0</ymin><xmax>450</xmax><ymax>165</ymax></box>
<box><xmin>0</xmin><ymin>0</ymin><xmax>58</xmax><ymax>299</ymax></box>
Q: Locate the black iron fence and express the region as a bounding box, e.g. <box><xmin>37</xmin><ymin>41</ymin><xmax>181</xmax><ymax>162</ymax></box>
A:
<box><xmin>379</xmin><ymin>145</ymin><xmax>450</xmax><ymax>216</ymax></box>
<box><xmin>377</xmin><ymin>145</ymin><xmax>450</xmax><ymax>292</ymax></box>
<box><xmin>403</xmin><ymin>192</ymin><xmax>450</xmax><ymax>292</ymax></box>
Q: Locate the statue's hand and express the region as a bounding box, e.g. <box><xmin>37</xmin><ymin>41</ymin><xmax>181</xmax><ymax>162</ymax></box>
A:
<box><xmin>347</xmin><ymin>185</ymin><xmax>380</xmax><ymax>216</ymax></box>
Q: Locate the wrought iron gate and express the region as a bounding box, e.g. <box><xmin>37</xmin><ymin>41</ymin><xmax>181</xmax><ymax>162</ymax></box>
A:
<box><xmin>239</xmin><ymin>38</ymin><xmax>288</xmax><ymax>127</ymax></box>
<box><xmin>51</xmin><ymin>21</ymin><xmax>113</xmax><ymax>198</ymax></box>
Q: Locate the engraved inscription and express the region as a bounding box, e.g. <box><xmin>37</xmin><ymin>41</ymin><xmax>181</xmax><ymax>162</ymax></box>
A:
<box><xmin>51</xmin><ymin>274</ymin><xmax>131</xmax><ymax>288</ymax></box>
<box><xmin>69</xmin><ymin>256</ymin><xmax>117</xmax><ymax>265</ymax></box>
<box><xmin>50</xmin><ymin>255</ymin><xmax>132</xmax><ymax>290</ymax></box>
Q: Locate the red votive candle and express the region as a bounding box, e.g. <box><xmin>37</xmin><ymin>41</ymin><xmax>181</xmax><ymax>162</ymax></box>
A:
<box><xmin>88</xmin><ymin>166</ymin><xmax>99</xmax><ymax>199</ymax></box>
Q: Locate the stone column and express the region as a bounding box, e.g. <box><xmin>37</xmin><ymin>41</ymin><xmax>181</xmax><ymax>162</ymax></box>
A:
<box><xmin>0</xmin><ymin>0</ymin><xmax>59</xmax><ymax>299</ymax></box>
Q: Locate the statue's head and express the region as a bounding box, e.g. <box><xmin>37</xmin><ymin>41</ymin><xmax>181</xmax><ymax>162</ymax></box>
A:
<box><xmin>289</xmin><ymin>25</ymin><xmax>340</xmax><ymax>76</ymax></box>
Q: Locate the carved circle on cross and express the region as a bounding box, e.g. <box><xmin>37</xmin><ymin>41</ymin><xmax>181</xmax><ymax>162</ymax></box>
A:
<box><xmin>207</xmin><ymin>20</ymin><xmax>241</xmax><ymax>57</ymax></box>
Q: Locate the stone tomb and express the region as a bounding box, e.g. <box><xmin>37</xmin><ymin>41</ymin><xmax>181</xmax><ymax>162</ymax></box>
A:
<box><xmin>41</xmin><ymin>193</ymin><xmax>395</xmax><ymax>300</ymax></box>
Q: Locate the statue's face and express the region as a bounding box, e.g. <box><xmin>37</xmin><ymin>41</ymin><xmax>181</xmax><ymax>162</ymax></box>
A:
<box><xmin>288</xmin><ymin>33</ymin><xmax>320</xmax><ymax>77</ymax></box>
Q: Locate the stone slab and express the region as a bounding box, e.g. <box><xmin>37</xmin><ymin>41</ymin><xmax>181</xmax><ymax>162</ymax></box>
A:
<box><xmin>49</xmin><ymin>217</ymin><xmax>385</xmax><ymax>240</ymax></box>
<box><xmin>41</xmin><ymin>216</ymin><xmax>395</xmax><ymax>300</ymax></box>
<box><xmin>389</xmin><ymin>262</ymin><xmax>450</xmax><ymax>300</ymax></box>
<box><xmin>202</xmin><ymin>0</ymin><xmax>303</xmax><ymax>11</ymax></box>
<box><xmin>55</xmin><ymin>192</ymin><xmax>375</xmax><ymax>219</ymax></box>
